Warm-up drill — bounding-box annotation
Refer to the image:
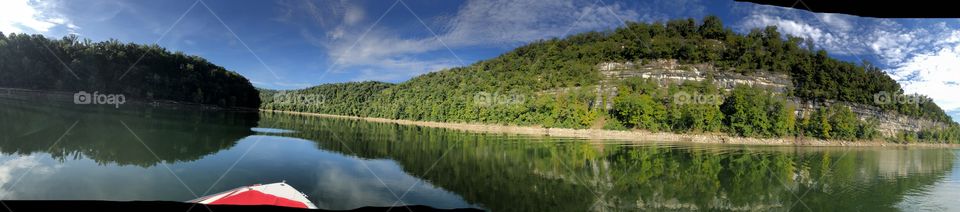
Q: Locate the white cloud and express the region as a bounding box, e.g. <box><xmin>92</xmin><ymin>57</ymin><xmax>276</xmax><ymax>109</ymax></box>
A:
<box><xmin>859</xmin><ymin>20</ymin><xmax>960</xmax><ymax>116</ymax></box>
<box><xmin>888</xmin><ymin>44</ymin><xmax>960</xmax><ymax>113</ymax></box>
<box><xmin>736</xmin><ymin>4</ymin><xmax>878</xmax><ymax>55</ymax></box>
<box><xmin>862</xmin><ymin>20</ymin><xmax>960</xmax><ymax>67</ymax></box>
<box><xmin>939</xmin><ymin>30</ymin><xmax>960</xmax><ymax>45</ymax></box>
<box><xmin>0</xmin><ymin>155</ymin><xmax>58</xmax><ymax>199</ymax></box>
<box><xmin>869</xmin><ymin>29</ymin><xmax>914</xmax><ymax>65</ymax></box>
<box><xmin>864</xmin><ymin>20</ymin><xmax>933</xmax><ymax>66</ymax></box>
<box><xmin>738</xmin><ymin>12</ymin><xmax>869</xmax><ymax>55</ymax></box>
<box><xmin>742</xmin><ymin>14</ymin><xmax>834</xmax><ymax>41</ymax></box>
<box><xmin>0</xmin><ymin>0</ymin><xmax>76</xmax><ymax>34</ymax></box>
<box><xmin>735</xmin><ymin>5</ymin><xmax>960</xmax><ymax>120</ymax></box>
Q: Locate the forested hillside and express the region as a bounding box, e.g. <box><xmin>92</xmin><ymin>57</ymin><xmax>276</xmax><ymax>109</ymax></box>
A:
<box><xmin>0</xmin><ymin>32</ymin><xmax>260</xmax><ymax>108</ymax></box>
<box><xmin>263</xmin><ymin>16</ymin><xmax>959</xmax><ymax>143</ymax></box>
<box><xmin>261</xmin><ymin>81</ymin><xmax>393</xmax><ymax>116</ymax></box>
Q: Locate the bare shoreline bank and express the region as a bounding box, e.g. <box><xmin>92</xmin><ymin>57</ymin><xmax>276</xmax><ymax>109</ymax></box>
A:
<box><xmin>261</xmin><ymin>109</ymin><xmax>960</xmax><ymax>148</ymax></box>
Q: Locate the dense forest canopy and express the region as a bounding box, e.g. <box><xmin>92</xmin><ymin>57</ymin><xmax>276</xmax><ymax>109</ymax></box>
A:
<box><xmin>261</xmin><ymin>16</ymin><xmax>959</xmax><ymax>143</ymax></box>
<box><xmin>0</xmin><ymin>32</ymin><xmax>260</xmax><ymax>108</ymax></box>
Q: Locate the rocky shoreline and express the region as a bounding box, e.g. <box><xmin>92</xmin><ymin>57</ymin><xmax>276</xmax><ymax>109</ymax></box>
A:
<box><xmin>262</xmin><ymin>109</ymin><xmax>959</xmax><ymax>148</ymax></box>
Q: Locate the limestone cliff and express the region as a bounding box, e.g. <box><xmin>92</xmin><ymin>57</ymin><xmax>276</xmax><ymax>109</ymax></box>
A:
<box><xmin>597</xmin><ymin>59</ymin><xmax>946</xmax><ymax>137</ymax></box>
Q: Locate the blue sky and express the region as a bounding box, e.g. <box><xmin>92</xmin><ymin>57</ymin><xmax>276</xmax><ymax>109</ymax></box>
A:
<box><xmin>2</xmin><ymin>0</ymin><xmax>959</xmax><ymax>120</ymax></box>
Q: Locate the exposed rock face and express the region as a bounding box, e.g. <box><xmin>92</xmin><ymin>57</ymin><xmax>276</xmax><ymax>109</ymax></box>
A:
<box><xmin>599</xmin><ymin>59</ymin><xmax>792</xmax><ymax>92</ymax></box>
<box><xmin>597</xmin><ymin>59</ymin><xmax>946</xmax><ymax>137</ymax></box>
<box><xmin>792</xmin><ymin>100</ymin><xmax>946</xmax><ymax>137</ymax></box>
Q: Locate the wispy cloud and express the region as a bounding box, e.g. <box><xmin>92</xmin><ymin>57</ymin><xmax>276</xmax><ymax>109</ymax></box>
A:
<box><xmin>276</xmin><ymin>0</ymin><xmax>367</xmax><ymax>49</ymax></box>
<box><xmin>350</xmin><ymin>58</ymin><xmax>459</xmax><ymax>82</ymax></box>
<box><xmin>816</xmin><ymin>13</ymin><xmax>854</xmax><ymax>32</ymax></box>
<box><xmin>0</xmin><ymin>0</ymin><xmax>77</xmax><ymax>34</ymax></box>
<box><xmin>273</xmin><ymin>81</ymin><xmax>314</xmax><ymax>89</ymax></box>
<box><xmin>433</xmin><ymin>0</ymin><xmax>642</xmax><ymax>48</ymax></box>
<box><xmin>282</xmin><ymin>0</ymin><xmax>663</xmax><ymax>82</ymax></box>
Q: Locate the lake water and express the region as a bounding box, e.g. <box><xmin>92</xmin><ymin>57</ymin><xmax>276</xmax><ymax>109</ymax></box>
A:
<box><xmin>1</xmin><ymin>97</ymin><xmax>958</xmax><ymax>211</ymax></box>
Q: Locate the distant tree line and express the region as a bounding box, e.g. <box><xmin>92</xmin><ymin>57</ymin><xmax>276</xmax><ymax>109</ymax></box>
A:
<box><xmin>0</xmin><ymin>32</ymin><xmax>260</xmax><ymax>108</ymax></box>
<box><xmin>261</xmin><ymin>16</ymin><xmax>959</xmax><ymax>143</ymax></box>
<box><xmin>260</xmin><ymin>81</ymin><xmax>393</xmax><ymax>116</ymax></box>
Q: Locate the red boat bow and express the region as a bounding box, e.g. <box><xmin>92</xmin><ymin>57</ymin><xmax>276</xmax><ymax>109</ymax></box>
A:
<box><xmin>190</xmin><ymin>182</ymin><xmax>318</xmax><ymax>209</ymax></box>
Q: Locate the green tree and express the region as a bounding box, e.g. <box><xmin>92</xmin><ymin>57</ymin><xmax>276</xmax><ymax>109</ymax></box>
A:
<box><xmin>807</xmin><ymin>107</ymin><xmax>833</xmax><ymax>139</ymax></box>
<box><xmin>768</xmin><ymin>98</ymin><xmax>796</xmax><ymax>137</ymax></box>
<box><xmin>829</xmin><ymin>104</ymin><xmax>859</xmax><ymax>140</ymax></box>
<box><xmin>613</xmin><ymin>94</ymin><xmax>666</xmax><ymax>131</ymax></box>
<box><xmin>857</xmin><ymin>118</ymin><xmax>880</xmax><ymax>140</ymax></box>
<box><xmin>699</xmin><ymin>15</ymin><xmax>726</xmax><ymax>40</ymax></box>
<box><xmin>721</xmin><ymin>86</ymin><xmax>770</xmax><ymax>137</ymax></box>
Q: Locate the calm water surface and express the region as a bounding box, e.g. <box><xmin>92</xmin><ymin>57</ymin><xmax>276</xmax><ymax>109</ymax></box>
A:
<box><xmin>0</xmin><ymin>97</ymin><xmax>958</xmax><ymax>211</ymax></box>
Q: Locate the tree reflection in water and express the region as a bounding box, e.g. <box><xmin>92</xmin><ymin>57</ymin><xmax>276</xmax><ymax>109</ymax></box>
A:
<box><xmin>259</xmin><ymin>111</ymin><xmax>955</xmax><ymax>211</ymax></box>
<box><xmin>0</xmin><ymin>97</ymin><xmax>257</xmax><ymax>167</ymax></box>
<box><xmin>0</xmin><ymin>97</ymin><xmax>952</xmax><ymax>211</ymax></box>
